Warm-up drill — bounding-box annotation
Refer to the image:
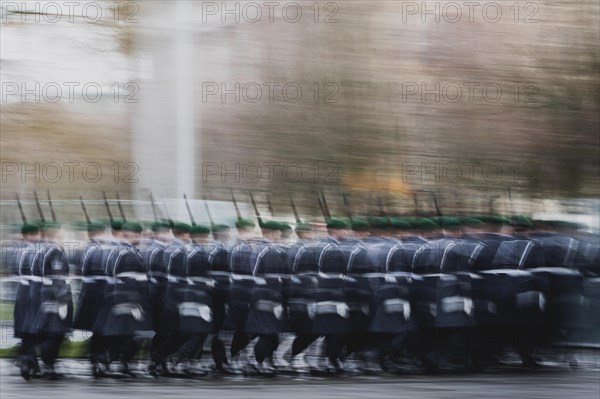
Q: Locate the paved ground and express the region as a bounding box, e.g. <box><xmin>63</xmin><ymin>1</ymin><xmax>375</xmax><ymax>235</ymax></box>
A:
<box><xmin>1</xmin><ymin>359</ymin><xmax>599</xmax><ymax>399</ymax></box>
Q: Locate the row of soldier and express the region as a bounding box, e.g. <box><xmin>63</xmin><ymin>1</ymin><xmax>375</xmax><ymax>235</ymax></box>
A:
<box><xmin>9</xmin><ymin>210</ymin><xmax>600</xmax><ymax>379</ymax></box>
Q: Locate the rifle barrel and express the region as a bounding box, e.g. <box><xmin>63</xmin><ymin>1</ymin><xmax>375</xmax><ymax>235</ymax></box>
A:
<box><xmin>203</xmin><ymin>196</ymin><xmax>215</xmax><ymax>227</ymax></box>
<box><xmin>102</xmin><ymin>192</ymin><xmax>114</xmax><ymax>222</ymax></box>
<box><xmin>47</xmin><ymin>190</ymin><xmax>57</xmax><ymax>221</ymax></box>
<box><xmin>80</xmin><ymin>196</ymin><xmax>91</xmax><ymax>224</ymax></box>
<box><xmin>183</xmin><ymin>194</ymin><xmax>196</xmax><ymax>226</ymax></box>
<box><xmin>16</xmin><ymin>193</ymin><xmax>27</xmax><ymax>224</ymax></box>
<box><xmin>33</xmin><ymin>191</ymin><xmax>46</xmax><ymax>223</ymax></box>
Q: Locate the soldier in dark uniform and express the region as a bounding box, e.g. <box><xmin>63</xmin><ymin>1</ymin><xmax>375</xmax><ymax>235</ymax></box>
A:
<box><xmin>97</xmin><ymin>221</ymin><xmax>152</xmax><ymax>375</ymax></box>
<box><xmin>12</xmin><ymin>223</ymin><xmax>43</xmax><ymax>380</ymax></box>
<box><xmin>31</xmin><ymin>222</ymin><xmax>73</xmax><ymax>378</ymax></box>
<box><xmin>153</xmin><ymin>222</ymin><xmax>192</xmax><ymax>372</ymax></box>
<box><xmin>245</xmin><ymin>221</ymin><xmax>289</xmax><ymax>373</ymax></box>
<box><xmin>411</xmin><ymin>218</ymin><xmax>478</xmax><ymax>372</ymax></box>
<box><xmin>310</xmin><ymin>218</ymin><xmax>352</xmax><ymax>373</ymax></box>
<box><xmin>339</xmin><ymin>218</ymin><xmax>372</xmax><ymax>366</ymax></box>
<box><xmin>143</xmin><ymin>221</ymin><xmax>172</xmax><ymax>375</ymax></box>
<box><xmin>73</xmin><ymin>222</ymin><xmax>112</xmax><ymax>377</ymax></box>
<box><xmin>169</xmin><ymin>224</ymin><xmax>215</xmax><ymax>373</ymax></box>
<box><xmin>204</xmin><ymin>224</ymin><xmax>233</xmax><ymax>372</ymax></box>
<box><xmin>281</xmin><ymin>222</ymin><xmax>317</xmax><ymax>371</ymax></box>
<box><xmin>228</xmin><ymin>218</ymin><xmax>262</xmax><ymax>371</ymax></box>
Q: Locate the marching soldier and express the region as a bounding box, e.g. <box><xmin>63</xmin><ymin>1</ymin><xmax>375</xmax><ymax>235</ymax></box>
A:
<box><xmin>31</xmin><ymin>222</ymin><xmax>73</xmax><ymax>378</ymax></box>
<box><xmin>153</xmin><ymin>222</ymin><xmax>192</xmax><ymax>373</ymax></box>
<box><xmin>144</xmin><ymin>221</ymin><xmax>172</xmax><ymax>375</ymax></box>
<box><xmin>169</xmin><ymin>224</ymin><xmax>215</xmax><ymax>374</ymax></box>
<box><xmin>96</xmin><ymin>221</ymin><xmax>152</xmax><ymax>376</ymax></box>
<box><xmin>244</xmin><ymin>221</ymin><xmax>289</xmax><ymax>374</ymax></box>
<box><xmin>12</xmin><ymin>223</ymin><xmax>43</xmax><ymax>380</ymax></box>
<box><xmin>203</xmin><ymin>224</ymin><xmax>233</xmax><ymax>372</ymax></box>
<box><xmin>228</xmin><ymin>218</ymin><xmax>262</xmax><ymax>372</ymax></box>
<box><xmin>73</xmin><ymin>221</ymin><xmax>112</xmax><ymax>377</ymax></box>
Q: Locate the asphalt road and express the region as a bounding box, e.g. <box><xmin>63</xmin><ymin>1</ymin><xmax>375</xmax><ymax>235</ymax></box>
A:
<box><xmin>1</xmin><ymin>360</ymin><xmax>599</xmax><ymax>399</ymax></box>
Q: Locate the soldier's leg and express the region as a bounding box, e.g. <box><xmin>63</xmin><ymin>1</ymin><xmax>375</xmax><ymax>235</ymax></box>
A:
<box><xmin>176</xmin><ymin>334</ymin><xmax>208</xmax><ymax>365</ymax></box>
<box><xmin>211</xmin><ymin>335</ymin><xmax>228</xmax><ymax>370</ymax></box>
<box><xmin>324</xmin><ymin>333</ymin><xmax>347</xmax><ymax>369</ymax></box>
<box><xmin>158</xmin><ymin>333</ymin><xmax>187</xmax><ymax>363</ymax></box>
<box><xmin>254</xmin><ymin>334</ymin><xmax>279</xmax><ymax>364</ymax></box>
<box><xmin>120</xmin><ymin>335</ymin><xmax>139</xmax><ymax>364</ymax></box>
<box><xmin>291</xmin><ymin>333</ymin><xmax>319</xmax><ymax>357</ymax></box>
<box><xmin>230</xmin><ymin>330</ymin><xmax>252</xmax><ymax>357</ymax></box>
<box><xmin>39</xmin><ymin>332</ymin><xmax>64</xmax><ymax>377</ymax></box>
<box><xmin>17</xmin><ymin>333</ymin><xmax>39</xmax><ymax>379</ymax></box>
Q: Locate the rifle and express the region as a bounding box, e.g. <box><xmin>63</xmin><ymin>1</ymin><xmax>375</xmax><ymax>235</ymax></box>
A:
<box><xmin>183</xmin><ymin>194</ymin><xmax>197</xmax><ymax>226</ymax></box>
<box><xmin>417</xmin><ymin>189</ymin><xmax>442</xmax><ymax>217</ymax></box>
<box><xmin>203</xmin><ymin>195</ymin><xmax>215</xmax><ymax>228</ymax></box>
<box><xmin>507</xmin><ymin>186</ymin><xmax>514</xmax><ymax>215</ymax></box>
<box><xmin>289</xmin><ymin>194</ymin><xmax>301</xmax><ymax>224</ymax></box>
<box><xmin>149</xmin><ymin>192</ymin><xmax>159</xmax><ymax>222</ymax></box>
<box><xmin>249</xmin><ymin>191</ymin><xmax>264</xmax><ymax>228</ymax></box>
<box><xmin>377</xmin><ymin>196</ymin><xmax>386</xmax><ymax>217</ymax></box>
<box><xmin>33</xmin><ymin>191</ymin><xmax>46</xmax><ymax>223</ymax></box>
<box><xmin>102</xmin><ymin>191</ymin><xmax>114</xmax><ymax>223</ymax></box>
<box><xmin>266</xmin><ymin>194</ymin><xmax>274</xmax><ymax>217</ymax></box>
<box><xmin>317</xmin><ymin>192</ymin><xmax>328</xmax><ymax>222</ymax></box>
<box><xmin>115</xmin><ymin>193</ymin><xmax>127</xmax><ymax>222</ymax></box>
<box><xmin>431</xmin><ymin>191</ymin><xmax>442</xmax><ymax>217</ymax></box>
<box><xmin>320</xmin><ymin>190</ymin><xmax>331</xmax><ymax>220</ymax></box>
<box><xmin>230</xmin><ymin>189</ymin><xmax>242</xmax><ymax>221</ymax></box>
<box><xmin>47</xmin><ymin>190</ymin><xmax>57</xmax><ymax>222</ymax></box>
<box><xmin>413</xmin><ymin>192</ymin><xmax>419</xmax><ymax>216</ymax></box>
<box><xmin>342</xmin><ymin>192</ymin><xmax>353</xmax><ymax>222</ymax></box>
<box><xmin>162</xmin><ymin>201</ymin><xmax>174</xmax><ymax>228</ymax></box>
<box><xmin>16</xmin><ymin>193</ymin><xmax>27</xmax><ymax>224</ymax></box>
<box><xmin>80</xmin><ymin>196</ymin><xmax>91</xmax><ymax>224</ymax></box>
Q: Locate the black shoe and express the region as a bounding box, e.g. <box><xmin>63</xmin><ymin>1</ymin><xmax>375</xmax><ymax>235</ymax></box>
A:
<box><xmin>147</xmin><ymin>361</ymin><xmax>158</xmax><ymax>377</ymax></box>
<box><xmin>19</xmin><ymin>363</ymin><xmax>31</xmax><ymax>381</ymax></box>
<box><xmin>121</xmin><ymin>363</ymin><xmax>137</xmax><ymax>378</ymax></box>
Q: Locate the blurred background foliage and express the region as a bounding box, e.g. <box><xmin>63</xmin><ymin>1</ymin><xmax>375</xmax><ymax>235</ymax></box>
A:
<box><xmin>0</xmin><ymin>1</ymin><xmax>598</xmax><ymax>223</ymax></box>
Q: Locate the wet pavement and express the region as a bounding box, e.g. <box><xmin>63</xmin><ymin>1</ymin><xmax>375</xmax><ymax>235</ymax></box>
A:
<box><xmin>1</xmin><ymin>358</ymin><xmax>599</xmax><ymax>399</ymax></box>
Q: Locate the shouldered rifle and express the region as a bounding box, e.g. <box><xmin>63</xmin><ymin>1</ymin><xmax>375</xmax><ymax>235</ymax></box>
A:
<box><xmin>289</xmin><ymin>194</ymin><xmax>301</xmax><ymax>224</ymax></box>
<box><xmin>266</xmin><ymin>194</ymin><xmax>274</xmax><ymax>217</ymax></box>
<box><xmin>203</xmin><ymin>195</ymin><xmax>215</xmax><ymax>228</ymax></box>
<box><xmin>320</xmin><ymin>190</ymin><xmax>331</xmax><ymax>220</ymax></box>
<box><xmin>431</xmin><ymin>191</ymin><xmax>442</xmax><ymax>217</ymax></box>
<box><xmin>231</xmin><ymin>189</ymin><xmax>242</xmax><ymax>221</ymax></box>
<box><xmin>377</xmin><ymin>196</ymin><xmax>386</xmax><ymax>217</ymax></box>
<box><xmin>115</xmin><ymin>193</ymin><xmax>127</xmax><ymax>222</ymax></box>
<box><xmin>47</xmin><ymin>190</ymin><xmax>57</xmax><ymax>222</ymax></box>
<box><xmin>413</xmin><ymin>192</ymin><xmax>419</xmax><ymax>216</ymax></box>
<box><xmin>317</xmin><ymin>192</ymin><xmax>328</xmax><ymax>222</ymax></box>
<box><xmin>162</xmin><ymin>201</ymin><xmax>174</xmax><ymax>228</ymax></box>
<box><xmin>149</xmin><ymin>192</ymin><xmax>159</xmax><ymax>222</ymax></box>
<box><xmin>183</xmin><ymin>194</ymin><xmax>197</xmax><ymax>226</ymax></box>
<box><xmin>80</xmin><ymin>196</ymin><xmax>91</xmax><ymax>224</ymax></box>
<box><xmin>16</xmin><ymin>193</ymin><xmax>27</xmax><ymax>224</ymax></box>
<box><xmin>249</xmin><ymin>191</ymin><xmax>264</xmax><ymax>228</ymax></box>
<box><xmin>102</xmin><ymin>191</ymin><xmax>114</xmax><ymax>222</ymax></box>
<box><xmin>33</xmin><ymin>191</ymin><xmax>46</xmax><ymax>223</ymax></box>
<box><xmin>342</xmin><ymin>192</ymin><xmax>353</xmax><ymax>222</ymax></box>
